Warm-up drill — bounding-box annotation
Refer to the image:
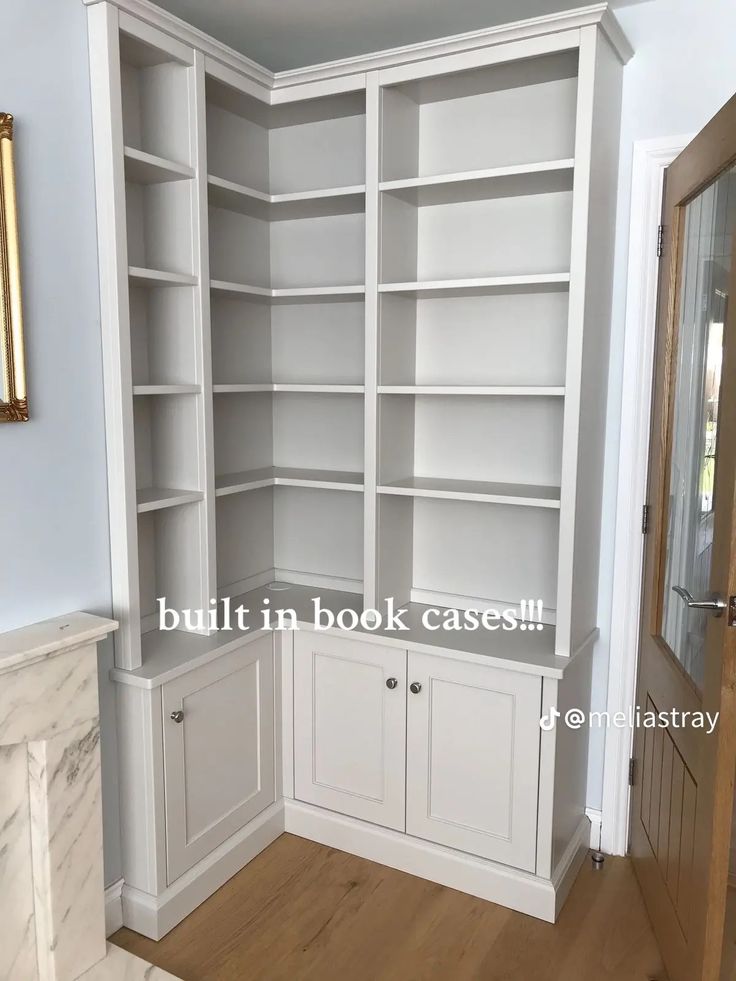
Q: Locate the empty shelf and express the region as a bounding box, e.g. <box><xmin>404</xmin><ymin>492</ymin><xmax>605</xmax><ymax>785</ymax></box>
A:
<box><xmin>124</xmin><ymin>146</ymin><xmax>194</xmax><ymax>184</ymax></box>
<box><xmin>378</xmin><ymin>274</ymin><xmax>570</xmax><ymax>298</ymax></box>
<box><xmin>378</xmin><ymin>476</ymin><xmax>561</xmax><ymax>508</ymax></box>
<box><xmin>133</xmin><ymin>384</ymin><xmax>201</xmax><ymax>395</ymax></box>
<box><xmin>208</xmin><ymin>174</ymin><xmax>365</xmax><ymax>218</ymax></box>
<box><xmin>136</xmin><ymin>488</ymin><xmax>204</xmax><ymax>513</ymax></box>
<box><xmin>129</xmin><ymin>267</ymin><xmax>197</xmax><ymax>287</ymax></box>
<box><xmin>216</xmin><ymin>467</ymin><xmax>365</xmax><ymax>496</ymax></box>
<box><xmin>212</xmin><ymin>383</ymin><xmax>364</xmax><ymax>394</ymax></box>
<box><xmin>377</xmin><ymin>385</ymin><xmax>565</xmax><ymax>396</ymax></box>
<box><xmin>273</xmin><ymin>285</ymin><xmax>365</xmax><ymax>299</ymax></box>
<box><xmin>210</xmin><ymin>280</ymin><xmax>271</xmax><ymax>298</ymax></box>
<box><xmin>210</xmin><ymin>280</ymin><xmax>365</xmax><ymax>301</ymax></box>
<box><xmin>380</xmin><ymin>159</ymin><xmax>574</xmax><ymax>206</ymax></box>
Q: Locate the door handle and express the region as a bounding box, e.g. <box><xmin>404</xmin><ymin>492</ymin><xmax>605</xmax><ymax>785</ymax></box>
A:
<box><xmin>672</xmin><ymin>585</ymin><xmax>726</xmax><ymax>616</ymax></box>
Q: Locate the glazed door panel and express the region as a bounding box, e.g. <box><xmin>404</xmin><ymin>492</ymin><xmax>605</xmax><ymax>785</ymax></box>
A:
<box><xmin>631</xmin><ymin>93</ymin><xmax>736</xmax><ymax>981</ymax></box>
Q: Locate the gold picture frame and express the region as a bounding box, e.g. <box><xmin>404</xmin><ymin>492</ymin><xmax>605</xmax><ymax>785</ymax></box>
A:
<box><xmin>0</xmin><ymin>113</ymin><xmax>27</xmax><ymax>422</ymax></box>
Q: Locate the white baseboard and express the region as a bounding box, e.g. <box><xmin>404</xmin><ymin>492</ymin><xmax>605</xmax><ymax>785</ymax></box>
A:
<box><xmin>551</xmin><ymin>815</ymin><xmax>591</xmax><ymax>918</ymax></box>
<box><xmin>586</xmin><ymin>807</ymin><xmax>603</xmax><ymax>851</ymax></box>
<box><xmin>118</xmin><ymin>800</ymin><xmax>593</xmax><ymax>939</ymax></box>
<box><xmin>284</xmin><ymin>799</ymin><xmax>584</xmax><ymax>923</ymax></box>
<box><xmin>121</xmin><ymin>801</ymin><xmax>285</xmax><ymax>940</ymax></box>
<box><xmin>104</xmin><ymin>878</ymin><xmax>124</xmax><ymax>937</ymax></box>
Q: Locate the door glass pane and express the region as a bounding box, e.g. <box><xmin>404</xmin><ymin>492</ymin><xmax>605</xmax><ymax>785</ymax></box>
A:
<box><xmin>661</xmin><ymin>164</ymin><xmax>736</xmax><ymax>688</ymax></box>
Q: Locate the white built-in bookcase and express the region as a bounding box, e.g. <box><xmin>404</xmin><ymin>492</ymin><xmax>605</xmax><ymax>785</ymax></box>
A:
<box><xmin>89</xmin><ymin>2</ymin><xmax>625</xmax><ymax>672</ymax></box>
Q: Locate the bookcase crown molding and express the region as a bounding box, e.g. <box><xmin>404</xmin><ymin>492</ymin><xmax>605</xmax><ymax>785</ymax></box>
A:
<box><xmin>82</xmin><ymin>0</ymin><xmax>632</xmax><ymax>96</ymax></box>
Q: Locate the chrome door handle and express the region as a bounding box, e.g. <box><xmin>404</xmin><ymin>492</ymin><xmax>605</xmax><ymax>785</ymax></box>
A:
<box><xmin>672</xmin><ymin>585</ymin><xmax>726</xmax><ymax>616</ymax></box>
<box><xmin>170</xmin><ymin>710</ymin><xmax>184</xmax><ymax>723</ymax></box>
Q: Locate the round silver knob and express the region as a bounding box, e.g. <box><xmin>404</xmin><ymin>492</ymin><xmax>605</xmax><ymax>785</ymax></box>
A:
<box><xmin>409</xmin><ymin>682</ymin><xmax>422</xmax><ymax>694</ymax></box>
<box><xmin>170</xmin><ymin>710</ymin><xmax>184</xmax><ymax>724</ymax></box>
<box><xmin>386</xmin><ymin>677</ymin><xmax>398</xmax><ymax>690</ymax></box>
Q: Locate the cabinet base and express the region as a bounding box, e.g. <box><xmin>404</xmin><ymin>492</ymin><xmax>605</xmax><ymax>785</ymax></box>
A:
<box><xmin>284</xmin><ymin>799</ymin><xmax>590</xmax><ymax>923</ymax></box>
<box><xmin>119</xmin><ymin>799</ymin><xmax>590</xmax><ymax>938</ymax></box>
<box><xmin>121</xmin><ymin>801</ymin><xmax>285</xmax><ymax>940</ymax></box>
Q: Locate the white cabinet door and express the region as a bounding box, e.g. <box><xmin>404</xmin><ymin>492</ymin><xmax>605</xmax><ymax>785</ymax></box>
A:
<box><xmin>162</xmin><ymin>634</ymin><xmax>275</xmax><ymax>882</ymax></box>
<box><xmin>406</xmin><ymin>652</ymin><xmax>541</xmax><ymax>871</ymax></box>
<box><xmin>293</xmin><ymin>632</ymin><xmax>406</xmax><ymax>831</ymax></box>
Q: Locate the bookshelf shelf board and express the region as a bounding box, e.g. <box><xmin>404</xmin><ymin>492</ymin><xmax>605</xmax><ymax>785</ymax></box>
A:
<box><xmin>133</xmin><ymin>384</ymin><xmax>201</xmax><ymax>395</ymax></box>
<box><xmin>378</xmin><ymin>476</ymin><xmax>561</xmax><ymax>508</ymax></box>
<box><xmin>136</xmin><ymin>488</ymin><xmax>204</xmax><ymax>513</ymax></box>
<box><xmin>124</xmin><ymin>146</ymin><xmax>194</xmax><ymax>184</ymax></box>
<box><xmin>210</xmin><ymin>280</ymin><xmax>365</xmax><ymax>301</ymax></box>
<box><xmin>213</xmin><ymin>383</ymin><xmax>365</xmax><ymax>394</ymax></box>
<box><xmin>377</xmin><ymin>385</ymin><xmax>565</xmax><ymax>396</ymax></box>
<box><xmin>215</xmin><ymin>467</ymin><xmax>365</xmax><ymax>496</ymax></box>
<box><xmin>208</xmin><ymin>174</ymin><xmax>365</xmax><ymax>219</ymax></box>
<box><xmin>379</xmin><ymin>159</ymin><xmax>575</xmax><ymax>206</ymax></box>
<box><xmin>378</xmin><ymin>274</ymin><xmax>570</xmax><ymax>298</ymax></box>
<box><xmin>129</xmin><ymin>266</ymin><xmax>197</xmax><ymax>288</ymax></box>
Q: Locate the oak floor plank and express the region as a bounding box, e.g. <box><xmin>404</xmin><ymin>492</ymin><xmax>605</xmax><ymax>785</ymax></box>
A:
<box><xmin>113</xmin><ymin>833</ymin><xmax>665</xmax><ymax>981</ymax></box>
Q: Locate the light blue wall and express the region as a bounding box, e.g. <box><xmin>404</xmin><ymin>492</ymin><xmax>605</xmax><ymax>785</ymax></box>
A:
<box><xmin>0</xmin><ymin>0</ymin><xmax>121</xmax><ymax>885</ymax></box>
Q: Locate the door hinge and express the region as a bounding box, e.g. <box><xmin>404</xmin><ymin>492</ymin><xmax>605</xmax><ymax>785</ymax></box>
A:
<box><xmin>657</xmin><ymin>224</ymin><xmax>665</xmax><ymax>258</ymax></box>
<box><xmin>729</xmin><ymin>596</ymin><xmax>736</xmax><ymax>628</ymax></box>
<box><xmin>629</xmin><ymin>757</ymin><xmax>637</xmax><ymax>787</ymax></box>
<box><xmin>642</xmin><ymin>504</ymin><xmax>650</xmax><ymax>535</ymax></box>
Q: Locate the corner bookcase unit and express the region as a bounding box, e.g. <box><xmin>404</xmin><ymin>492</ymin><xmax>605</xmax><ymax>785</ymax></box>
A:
<box><xmin>88</xmin><ymin>0</ymin><xmax>630</xmax><ymax>941</ymax></box>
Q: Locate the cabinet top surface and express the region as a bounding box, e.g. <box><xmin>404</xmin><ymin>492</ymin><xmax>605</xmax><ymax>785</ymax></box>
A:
<box><xmin>111</xmin><ymin>584</ymin><xmax>578</xmax><ymax>688</ymax></box>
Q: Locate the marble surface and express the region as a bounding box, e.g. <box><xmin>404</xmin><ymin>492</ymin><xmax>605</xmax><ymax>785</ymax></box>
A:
<box><xmin>0</xmin><ymin>643</ymin><xmax>99</xmax><ymax>746</ymax></box>
<box><xmin>0</xmin><ymin>742</ymin><xmax>37</xmax><ymax>980</ymax></box>
<box><xmin>0</xmin><ymin>612</ymin><xmax>117</xmax><ymax>675</ymax></box>
<box><xmin>0</xmin><ymin>612</ymin><xmax>172</xmax><ymax>980</ymax></box>
<box><xmin>28</xmin><ymin>720</ymin><xmax>107</xmax><ymax>979</ymax></box>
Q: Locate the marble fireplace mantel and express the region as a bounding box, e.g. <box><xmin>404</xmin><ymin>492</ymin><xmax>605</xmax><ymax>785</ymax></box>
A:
<box><xmin>0</xmin><ymin>612</ymin><xmax>179</xmax><ymax>980</ymax></box>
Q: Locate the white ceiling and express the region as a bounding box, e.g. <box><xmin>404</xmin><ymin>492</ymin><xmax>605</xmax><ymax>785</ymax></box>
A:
<box><xmin>152</xmin><ymin>0</ymin><xmax>639</xmax><ymax>73</ymax></box>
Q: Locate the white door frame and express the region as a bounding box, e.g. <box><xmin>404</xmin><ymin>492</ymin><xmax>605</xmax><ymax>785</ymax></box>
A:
<box><xmin>600</xmin><ymin>133</ymin><xmax>693</xmax><ymax>856</ymax></box>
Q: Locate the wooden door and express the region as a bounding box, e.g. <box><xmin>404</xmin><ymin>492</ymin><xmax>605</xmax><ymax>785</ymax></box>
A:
<box><xmin>631</xmin><ymin>94</ymin><xmax>736</xmax><ymax>981</ymax></box>
<box><xmin>293</xmin><ymin>632</ymin><xmax>406</xmax><ymax>831</ymax></box>
<box><xmin>162</xmin><ymin>635</ymin><xmax>275</xmax><ymax>881</ymax></box>
<box><xmin>405</xmin><ymin>652</ymin><xmax>541</xmax><ymax>871</ymax></box>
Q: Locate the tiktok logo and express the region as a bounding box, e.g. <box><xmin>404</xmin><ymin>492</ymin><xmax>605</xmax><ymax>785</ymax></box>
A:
<box><xmin>539</xmin><ymin>708</ymin><xmax>560</xmax><ymax>731</ymax></box>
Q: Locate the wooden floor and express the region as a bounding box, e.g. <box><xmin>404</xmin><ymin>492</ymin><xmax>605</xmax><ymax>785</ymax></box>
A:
<box><xmin>113</xmin><ymin>834</ymin><xmax>665</xmax><ymax>981</ymax></box>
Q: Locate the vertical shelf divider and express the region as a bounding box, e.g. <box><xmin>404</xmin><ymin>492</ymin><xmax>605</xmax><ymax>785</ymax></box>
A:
<box><xmin>88</xmin><ymin>1</ymin><xmax>142</xmax><ymax>670</ymax></box>
<box><xmin>363</xmin><ymin>73</ymin><xmax>381</xmax><ymax>612</ymax></box>
<box><xmin>192</xmin><ymin>49</ymin><xmax>219</xmax><ymax>630</ymax></box>
<box><xmin>554</xmin><ymin>27</ymin><xmax>598</xmax><ymax>657</ymax></box>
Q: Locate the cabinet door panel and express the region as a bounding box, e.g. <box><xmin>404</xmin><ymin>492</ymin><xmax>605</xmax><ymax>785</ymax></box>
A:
<box><xmin>162</xmin><ymin>634</ymin><xmax>275</xmax><ymax>882</ymax></box>
<box><xmin>294</xmin><ymin>632</ymin><xmax>406</xmax><ymax>830</ymax></box>
<box><xmin>406</xmin><ymin>652</ymin><xmax>541</xmax><ymax>871</ymax></box>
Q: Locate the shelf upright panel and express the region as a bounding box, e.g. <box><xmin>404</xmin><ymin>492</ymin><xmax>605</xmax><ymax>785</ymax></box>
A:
<box><xmin>362</xmin><ymin>72</ymin><xmax>381</xmax><ymax>612</ymax></box>
<box><xmin>87</xmin><ymin>2</ymin><xmax>142</xmax><ymax>670</ymax></box>
<box><xmin>555</xmin><ymin>26</ymin><xmax>623</xmax><ymax>657</ymax></box>
<box><xmin>191</xmin><ymin>49</ymin><xmax>219</xmax><ymax>632</ymax></box>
